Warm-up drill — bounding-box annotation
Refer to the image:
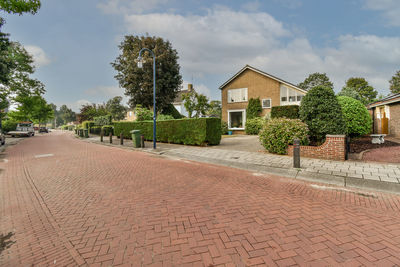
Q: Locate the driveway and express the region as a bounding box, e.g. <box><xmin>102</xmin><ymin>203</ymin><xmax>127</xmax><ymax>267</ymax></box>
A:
<box><xmin>1</xmin><ymin>132</ymin><xmax>400</xmax><ymax>266</ymax></box>
<box><xmin>363</xmin><ymin>146</ymin><xmax>400</xmax><ymax>164</ymax></box>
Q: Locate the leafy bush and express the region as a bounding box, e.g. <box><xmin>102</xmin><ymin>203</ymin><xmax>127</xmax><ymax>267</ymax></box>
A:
<box><xmin>2</xmin><ymin>120</ymin><xmax>17</xmax><ymax>132</ymax></box>
<box><xmin>299</xmin><ymin>85</ymin><xmax>346</xmax><ymax>142</ymax></box>
<box><xmin>102</xmin><ymin>125</ymin><xmax>114</xmax><ymax>136</ymax></box>
<box><xmin>246</xmin><ymin>98</ymin><xmax>262</xmax><ymax>119</ymax></box>
<box><xmin>245</xmin><ymin>117</ymin><xmax>265</xmax><ymax>135</ymax></box>
<box><xmin>259</xmin><ymin>118</ymin><xmax>309</xmax><ymax>154</ymax></box>
<box><xmin>337</xmin><ymin>96</ymin><xmax>372</xmax><ymax>137</ymax></box>
<box><xmin>157</xmin><ymin>114</ymin><xmax>174</xmax><ymax>121</ymax></box>
<box><xmin>271</xmin><ymin>105</ymin><xmax>299</xmax><ymax>119</ymax></box>
<box><xmin>161</xmin><ymin>103</ymin><xmax>185</xmax><ymax>119</ymax></box>
<box><xmin>61</xmin><ymin>125</ymin><xmax>69</xmax><ymax>130</ymax></box>
<box><xmin>114</xmin><ymin>118</ymin><xmax>221</xmax><ymax>145</ymax></box>
<box><xmin>221</xmin><ymin>121</ymin><xmax>228</xmax><ymax>135</ymax></box>
<box><xmin>134</xmin><ymin>105</ymin><xmax>153</xmax><ymax>121</ymax></box>
<box><xmin>94</xmin><ymin>114</ymin><xmax>112</xmax><ymax>126</ymax></box>
<box><xmin>67</xmin><ymin>125</ymin><xmax>75</xmax><ymax>131</ymax></box>
<box><xmin>82</xmin><ymin>121</ymin><xmax>95</xmax><ymax>129</ymax></box>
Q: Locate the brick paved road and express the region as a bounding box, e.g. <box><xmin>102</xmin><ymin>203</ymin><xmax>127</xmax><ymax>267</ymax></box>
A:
<box><xmin>1</xmin><ymin>132</ymin><xmax>400</xmax><ymax>266</ymax></box>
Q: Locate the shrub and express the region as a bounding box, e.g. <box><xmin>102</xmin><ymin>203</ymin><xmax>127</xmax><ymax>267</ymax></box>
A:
<box><xmin>221</xmin><ymin>121</ymin><xmax>228</xmax><ymax>135</ymax></box>
<box><xmin>2</xmin><ymin>120</ymin><xmax>17</xmax><ymax>132</ymax></box>
<box><xmin>157</xmin><ymin>114</ymin><xmax>174</xmax><ymax>121</ymax></box>
<box><xmin>82</xmin><ymin>121</ymin><xmax>95</xmax><ymax>129</ymax></box>
<box><xmin>246</xmin><ymin>98</ymin><xmax>262</xmax><ymax>119</ymax></box>
<box><xmin>161</xmin><ymin>103</ymin><xmax>185</xmax><ymax>119</ymax></box>
<box><xmin>337</xmin><ymin>96</ymin><xmax>372</xmax><ymax>137</ymax></box>
<box><xmin>245</xmin><ymin>117</ymin><xmax>265</xmax><ymax>135</ymax></box>
<box><xmin>134</xmin><ymin>105</ymin><xmax>153</xmax><ymax>121</ymax></box>
<box><xmin>259</xmin><ymin>118</ymin><xmax>309</xmax><ymax>154</ymax></box>
<box><xmin>94</xmin><ymin>114</ymin><xmax>112</xmax><ymax>126</ymax></box>
<box><xmin>67</xmin><ymin>125</ymin><xmax>75</xmax><ymax>131</ymax></box>
<box><xmin>271</xmin><ymin>105</ymin><xmax>299</xmax><ymax>119</ymax></box>
<box><xmin>102</xmin><ymin>125</ymin><xmax>114</xmax><ymax>136</ymax></box>
<box><xmin>299</xmin><ymin>85</ymin><xmax>346</xmax><ymax>142</ymax></box>
<box><xmin>114</xmin><ymin>118</ymin><xmax>221</xmax><ymax>145</ymax></box>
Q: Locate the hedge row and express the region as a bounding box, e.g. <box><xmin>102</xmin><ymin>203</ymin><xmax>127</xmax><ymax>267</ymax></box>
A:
<box><xmin>89</xmin><ymin>125</ymin><xmax>114</xmax><ymax>136</ymax></box>
<box><xmin>82</xmin><ymin>121</ymin><xmax>95</xmax><ymax>129</ymax></box>
<box><xmin>93</xmin><ymin>115</ymin><xmax>112</xmax><ymax>126</ymax></box>
<box><xmin>114</xmin><ymin>118</ymin><xmax>221</xmax><ymax>145</ymax></box>
<box><xmin>271</xmin><ymin>105</ymin><xmax>299</xmax><ymax>119</ymax></box>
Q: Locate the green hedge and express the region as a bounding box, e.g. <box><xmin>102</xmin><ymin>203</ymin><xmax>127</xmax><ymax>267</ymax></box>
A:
<box><xmin>90</xmin><ymin>126</ymin><xmax>102</xmax><ymax>135</ymax></box>
<box><xmin>82</xmin><ymin>121</ymin><xmax>95</xmax><ymax>129</ymax></box>
<box><xmin>271</xmin><ymin>105</ymin><xmax>299</xmax><ymax>119</ymax></box>
<box><xmin>94</xmin><ymin>115</ymin><xmax>112</xmax><ymax>126</ymax></box>
<box><xmin>102</xmin><ymin>125</ymin><xmax>114</xmax><ymax>136</ymax></box>
<box><xmin>2</xmin><ymin>120</ymin><xmax>18</xmax><ymax>133</ymax></box>
<box><xmin>245</xmin><ymin>117</ymin><xmax>265</xmax><ymax>135</ymax></box>
<box><xmin>114</xmin><ymin>118</ymin><xmax>221</xmax><ymax>145</ymax></box>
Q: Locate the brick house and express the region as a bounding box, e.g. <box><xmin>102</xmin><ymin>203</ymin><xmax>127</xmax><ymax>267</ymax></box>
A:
<box><xmin>367</xmin><ymin>93</ymin><xmax>400</xmax><ymax>137</ymax></box>
<box><xmin>220</xmin><ymin>65</ymin><xmax>307</xmax><ymax>133</ymax></box>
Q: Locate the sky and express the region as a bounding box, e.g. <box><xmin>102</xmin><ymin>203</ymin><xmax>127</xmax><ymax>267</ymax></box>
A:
<box><xmin>2</xmin><ymin>0</ymin><xmax>400</xmax><ymax>111</ymax></box>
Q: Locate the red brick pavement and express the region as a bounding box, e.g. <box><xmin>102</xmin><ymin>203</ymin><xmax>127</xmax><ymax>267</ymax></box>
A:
<box><xmin>1</xmin><ymin>132</ymin><xmax>400</xmax><ymax>266</ymax></box>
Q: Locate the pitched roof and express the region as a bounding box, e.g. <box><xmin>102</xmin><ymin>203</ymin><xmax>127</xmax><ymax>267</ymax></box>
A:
<box><xmin>367</xmin><ymin>93</ymin><xmax>400</xmax><ymax>109</ymax></box>
<box><xmin>219</xmin><ymin>65</ymin><xmax>307</xmax><ymax>93</ymax></box>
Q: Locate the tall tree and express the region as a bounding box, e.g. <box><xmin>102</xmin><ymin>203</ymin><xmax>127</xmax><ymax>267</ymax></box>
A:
<box><xmin>9</xmin><ymin>94</ymin><xmax>52</xmax><ymax>123</ymax></box>
<box><xmin>59</xmin><ymin>104</ymin><xmax>76</xmax><ymax>124</ymax></box>
<box><xmin>182</xmin><ymin>91</ymin><xmax>209</xmax><ymax>118</ymax></box>
<box><xmin>77</xmin><ymin>103</ymin><xmax>108</xmax><ymax>123</ymax></box>
<box><xmin>105</xmin><ymin>96</ymin><xmax>127</xmax><ymax>121</ymax></box>
<box><xmin>389</xmin><ymin>70</ymin><xmax>400</xmax><ymax>94</ymax></box>
<box><xmin>112</xmin><ymin>35</ymin><xmax>182</xmax><ymax>111</ymax></box>
<box><xmin>337</xmin><ymin>87</ymin><xmax>363</xmax><ymax>102</ymax></box>
<box><xmin>206</xmin><ymin>100</ymin><xmax>221</xmax><ymax>118</ymax></box>
<box><xmin>344</xmin><ymin>77</ymin><xmax>377</xmax><ymax>104</ymax></box>
<box><xmin>298</xmin><ymin>73</ymin><xmax>333</xmax><ymax>91</ymax></box>
<box><xmin>0</xmin><ymin>0</ymin><xmax>41</xmax><ymax>15</ymax></box>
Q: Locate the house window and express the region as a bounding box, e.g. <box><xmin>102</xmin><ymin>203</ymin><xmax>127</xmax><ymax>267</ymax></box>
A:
<box><xmin>228</xmin><ymin>88</ymin><xmax>248</xmax><ymax>103</ymax></box>
<box><xmin>280</xmin><ymin>85</ymin><xmax>304</xmax><ymax>105</ymax></box>
<box><xmin>262</xmin><ymin>99</ymin><xmax>271</xmax><ymax>109</ymax></box>
<box><xmin>228</xmin><ymin>110</ymin><xmax>246</xmax><ymax>129</ymax></box>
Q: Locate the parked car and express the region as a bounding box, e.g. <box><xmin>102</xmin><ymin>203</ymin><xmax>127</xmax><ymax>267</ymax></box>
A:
<box><xmin>8</xmin><ymin>122</ymin><xmax>35</xmax><ymax>137</ymax></box>
<box><xmin>39</xmin><ymin>126</ymin><xmax>49</xmax><ymax>133</ymax></box>
<box><xmin>0</xmin><ymin>130</ymin><xmax>5</xmax><ymax>145</ymax></box>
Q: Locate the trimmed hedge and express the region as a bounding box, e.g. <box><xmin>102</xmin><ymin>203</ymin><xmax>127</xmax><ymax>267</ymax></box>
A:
<box><xmin>82</xmin><ymin>121</ymin><xmax>95</xmax><ymax>129</ymax></box>
<box><xmin>271</xmin><ymin>105</ymin><xmax>299</xmax><ymax>119</ymax></box>
<box><xmin>114</xmin><ymin>118</ymin><xmax>221</xmax><ymax>145</ymax></box>
<box><xmin>90</xmin><ymin>126</ymin><xmax>102</xmax><ymax>135</ymax></box>
<box><xmin>337</xmin><ymin>96</ymin><xmax>372</xmax><ymax>137</ymax></box>
<box><xmin>94</xmin><ymin>114</ymin><xmax>112</xmax><ymax>126</ymax></box>
<box><xmin>102</xmin><ymin>125</ymin><xmax>114</xmax><ymax>136</ymax></box>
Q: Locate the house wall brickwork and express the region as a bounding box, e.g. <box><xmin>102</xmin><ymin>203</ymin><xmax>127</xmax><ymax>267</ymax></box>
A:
<box><xmin>221</xmin><ymin>69</ymin><xmax>281</xmax><ymax>125</ymax></box>
<box><xmin>287</xmin><ymin>135</ymin><xmax>346</xmax><ymax>161</ymax></box>
<box><xmin>389</xmin><ymin>103</ymin><xmax>400</xmax><ymax>137</ymax></box>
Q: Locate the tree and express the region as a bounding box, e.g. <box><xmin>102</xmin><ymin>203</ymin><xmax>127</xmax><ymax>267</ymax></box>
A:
<box><xmin>58</xmin><ymin>104</ymin><xmax>76</xmax><ymax>124</ymax></box>
<box><xmin>0</xmin><ymin>20</ymin><xmax>13</xmax><ymax>85</ymax></box>
<box><xmin>31</xmin><ymin>96</ymin><xmax>53</xmax><ymax>124</ymax></box>
<box><xmin>112</xmin><ymin>35</ymin><xmax>182</xmax><ymax>112</ymax></box>
<box><xmin>389</xmin><ymin>70</ymin><xmax>400</xmax><ymax>94</ymax></box>
<box><xmin>344</xmin><ymin>77</ymin><xmax>377</xmax><ymax>104</ymax></box>
<box><xmin>298</xmin><ymin>73</ymin><xmax>333</xmax><ymax>91</ymax></box>
<box><xmin>206</xmin><ymin>100</ymin><xmax>221</xmax><ymax>118</ymax></box>
<box><xmin>337</xmin><ymin>87</ymin><xmax>363</xmax><ymax>102</ymax></box>
<box><xmin>0</xmin><ymin>0</ymin><xmax>41</xmax><ymax>15</ymax></box>
<box><xmin>246</xmin><ymin>98</ymin><xmax>262</xmax><ymax>119</ymax></box>
<box><xmin>337</xmin><ymin>96</ymin><xmax>372</xmax><ymax>137</ymax></box>
<box><xmin>77</xmin><ymin>103</ymin><xmax>108</xmax><ymax>123</ymax></box>
<box><xmin>299</xmin><ymin>85</ymin><xmax>346</xmax><ymax>143</ymax></box>
<box><xmin>182</xmin><ymin>91</ymin><xmax>209</xmax><ymax>118</ymax></box>
<box><xmin>9</xmin><ymin>94</ymin><xmax>52</xmax><ymax>123</ymax></box>
<box><xmin>105</xmin><ymin>96</ymin><xmax>127</xmax><ymax>121</ymax></box>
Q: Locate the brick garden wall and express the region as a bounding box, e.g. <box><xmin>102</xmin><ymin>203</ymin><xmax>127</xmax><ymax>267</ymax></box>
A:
<box><xmin>287</xmin><ymin>135</ymin><xmax>346</xmax><ymax>161</ymax></box>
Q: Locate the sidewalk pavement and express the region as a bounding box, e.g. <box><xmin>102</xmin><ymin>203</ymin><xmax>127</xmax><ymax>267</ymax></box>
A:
<box><xmin>82</xmin><ymin>133</ymin><xmax>400</xmax><ymax>194</ymax></box>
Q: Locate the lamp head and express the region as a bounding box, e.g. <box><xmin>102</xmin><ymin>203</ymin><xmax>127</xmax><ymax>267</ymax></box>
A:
<box><xmin>137</xmin><ymin>56</ymin><xmax>143</xmax><ymax>68</ymax></box>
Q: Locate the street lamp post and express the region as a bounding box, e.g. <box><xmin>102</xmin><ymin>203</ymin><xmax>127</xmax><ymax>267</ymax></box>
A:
<box><xmin>137</xmin><ymin>48</ymin><xmax>156</xmax><ymax>149</ymax></box>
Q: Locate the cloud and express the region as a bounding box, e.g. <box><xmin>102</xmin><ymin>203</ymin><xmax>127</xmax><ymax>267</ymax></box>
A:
<box><xmin>364</xmin><ymin>0</ymin><xmax>400</xmax><ymax>26</ymax></box>
<box><xmin>106</xmin><ymin>5</ymin><xmax>398</xmax><ymax>95</ymax></box>
<box><xmin>84</xmin><ymin>85</ymin><xmax>125</xmax><ymax>98</ymax></box>
<box><xmin>25</xmin><ymin>45</ymin><xmax>51</xmax><ymax>68</ymax></box>
<box><xmin>97</xmin><ymin>0</ymin><xmax>168</xmax><ymax>14</ymax></box>
<box><xmin>69</xmin><ymin>99</ymin><xmax>91</xmax><ymax>112</ymax></box>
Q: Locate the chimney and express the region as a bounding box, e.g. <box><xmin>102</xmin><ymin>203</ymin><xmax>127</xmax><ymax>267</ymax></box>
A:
<box><xmin>188</xmin><ymin>83</ymin><xmax>193</xmax><ymax>92</ymax></box>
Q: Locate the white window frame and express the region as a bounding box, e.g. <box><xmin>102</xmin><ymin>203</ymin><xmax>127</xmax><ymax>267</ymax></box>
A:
<box><xmin>280</xmin><ymin>85</ymin><xmax>304</xmax><ymax>106</ymax></box>
<box><xmin>262</xmin><ymin>98</ymin><xmax>272</xmax><ymax>109</ymax></box>
<box><xmin>227</xmin><ymin>88</ymin><xmax>248</xmax><ymax>103</ymax></box>
<box><xmin>228</xmin><ymin>109</ymin><xmax>246</xmax><ymax>130</ymax></box>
